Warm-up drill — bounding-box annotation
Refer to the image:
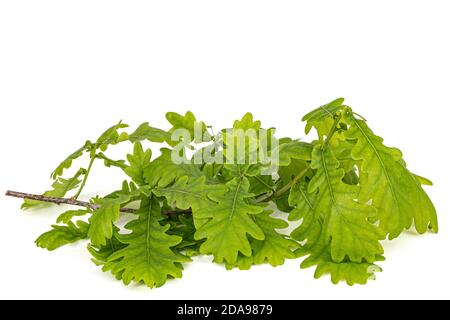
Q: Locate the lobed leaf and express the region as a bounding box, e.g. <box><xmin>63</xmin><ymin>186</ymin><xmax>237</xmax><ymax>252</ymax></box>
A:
<box><xmin>345</xmin><ymin>117</ymin><xmax>438</xmax><ymax>239</ymax></box>
<box><xmin>104</xmin><ymin>197</ymin><xmax>191</xmax><ymax>288</ymax></box>
<box><xmin>36</xmin><ymin>221</ymin><xmax>90</xmax><ymax>251</ymax></box>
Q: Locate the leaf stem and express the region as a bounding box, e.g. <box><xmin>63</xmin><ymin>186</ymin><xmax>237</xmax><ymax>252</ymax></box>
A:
<box><xmin>259</xmin><ymin>167</ymin><xmax>310</xmax><ymax>203</ymax></box>
<box><xmin>74</xmin><ymin>154</ymin><xmax>96</xmax><ymax>200</ymax></box>
<box><xmin>322</xmin><ymin>113</ymin><xmax>342</xmax><ymax>150</ymax></box>
<box><xmin>352</xmin><ymin>111</ymin><xmax>367</xmax><ymax>121</ymax></box>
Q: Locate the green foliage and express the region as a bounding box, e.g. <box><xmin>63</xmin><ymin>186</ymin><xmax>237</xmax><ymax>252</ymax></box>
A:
<box><xmin>103</xmin><ymin>197</ymin><xmax>191</xmax><ymax>288</ymax></box>
<box><xmin>95</xmin><ymin>121</ymin><xmax>129</xmax><ymax>151</ymax></box>
<box><xmin>306</xmin><ymin>145</ymin><xmax>385</xmax><ymax>263</ymax></box>
<box><xmin>128</xmin><ymin>122</ymin><xmax>171</xmax><ymax>143</ymax></box>
<box><xmin>17</xmin><ymin>100</ymin><xmax>438</xmax><ymax>288</ymax></box>
<box><xmin>36</xmin><ymin>221</ymin><xmax>90</xmax><ymax>251</ymax></box>
<box><xmin>124</xmin><ymin>142</ymin><xmax>152</xmax><ymax>185</ymax></box>
<box><xmin>56</xmin><ymin>209</ymin><xmax>90</xmax><ymax>224</ymax></box>
<box><xmin>88</xmin><ymin>194</ymin><xmax>133</xmax><ymax>247</ymax></box>
<box><xmin>166</xmin><ymin>111</ymin><xmax>211</xmax><ymax>143</ymax></box>
<box><xmin>194</xmin><ymin>177</ymin><xmax>265</xmax><ymax>264</ymax></box>
<box><xmin>22</xmin><ymin>169</ymin><xmax>86</xmax><ymax>209</ymax></box>
<box><xmin>345</xmin><ymin>117</ymin><xmax>438</xmax><ymax>239</ymax></box>
<box><xmin>51</xmin><ymin>143</ymin><xmax>89</xmax><ymax>179</ymax></box>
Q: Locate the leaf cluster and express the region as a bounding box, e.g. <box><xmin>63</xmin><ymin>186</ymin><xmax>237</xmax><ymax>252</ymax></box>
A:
<box><xmin>24</xmin><ymin>100</ymin><xmax>438</xmax><ymax>287</ymax></box>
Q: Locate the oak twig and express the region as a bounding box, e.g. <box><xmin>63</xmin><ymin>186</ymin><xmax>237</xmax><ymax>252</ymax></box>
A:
<box><xmin>5</xmin><ymin>190</ymin><xmax>192</xmax><ymax>215</ymax></box>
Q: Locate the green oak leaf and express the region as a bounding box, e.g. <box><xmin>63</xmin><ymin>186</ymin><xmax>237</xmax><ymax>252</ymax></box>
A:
<box><xmin>88</xmin><ymin>227</ymin><xmax>127</xmax><ymax>269</ymax></box>
<box><xmin>22</xmin><ymin>169</ymin><xmax>86</xmax><ymax>209</ymax></box>
<box><xmin>124</xmin><ymin>142</ymin><xmax>152</xmax><ymax>185</ymax></box>
<box><xmin>129</xmin><ymin>122</ymin><xmax>171</xmax><ymax>143</ymax></box>
<box><xmin>56</xmin><ymin>209</ymin><xmax>90</xmax><ymax>224</ymax></box>
<box><xmin>51</xmin><ymin>142</ymin><xmax>90</xmax><ymax>179</ymax></box>
<box><xmin>166</xmin><ymin>214</ymin><xmax>203</xmax><ymax>256</ymax></box>
<box><xmin>36</xmin><ymin>221</ymin><xmax>90</xmax><ymax>251</ymax></box>
<box><xmin>248</xmin><ymin>175</ymin><xmax>275</xmax><ymax>196</ymax></box>
<box><xmin>104</xmin><ymin>197</ymin><xmax>191</xmax><ymax>288</ymax></box>
<box><xmin>96</xmin><ymin>121</ymin><xmax>129</xmax><ymax>151</ymax></box>
<box><xmin>229</xmin><ymin>211</ymin><xmax>300</xmax><ymax>269</ymax></box>
<box><xmin>88</xmin><ymin>194</ymin><xmax>132</xmax><ymax>247</ymax></box>
<box><xmin>302</xmin><ymin>98</ymin><xmax>346</xmax><ymax>136</ymax></box>
<box><xmin>194</xmin><ymin>177</ymin><xmax>265</xmax><ymax>264</ymax></box>
<box><xmin>276</xmin><ymin>141</ymin><xmax>313</xmax><ymax>166</ymax></box>
<box><xmin>275</xmin><ymin>159</ymin><xmax>310</xmax><ymax>212</ymax></box>
<box><xmin>96</xmin><ymin>152</ymin><xmax>128</xmax><ymax>169</ymax></box>
<box><xmin>144</xmin><ymin>148</ymin><xmax>204</xmax><ymax>187</ymax></box>
<box><xmin>154</xmin><ymin>176</ymin><xmax>227</xmax><ymax>229</ymax></box>
<box><xmin>304</xmin><ymin>145</ymin><xmax>384</xmax><ymax>263</ymax></box>
<box><xmin>300</xmin><ymin>234</ymin><xmax>383</xmax><ymax>286</ymax></box>
<box><xmin>233</xmin><ymin>113</ymin><xmax>261</xmax><ymax>131</ymax></box>
<box><xmin>166</xmin><ymin>111</ymin><xmax>211</xmax><ymax>143</ymax></box>
<box><xmin>345</xmin><ymin>117</ymin><xmax>438</xmax><ymax>239</ymax></box>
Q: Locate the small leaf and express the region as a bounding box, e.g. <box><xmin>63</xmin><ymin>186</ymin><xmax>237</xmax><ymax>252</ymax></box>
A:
<box><xmin>144</xmin><ymin>148</ymin><xmax>204</xmax><ymax>187</ymax></box>
<box><xmin>97</xmin><ymin>152</ymin><xmax>128</xmax><ymax>169</ymax></box>
<box><xmin>300</xmin><ymin>235</ymin><xmax>383</xmax><ymax>286</ymax></box>
<box><xmin>240</xmin><ymin>211</ymin><xmax>300</xmax><ymax>268</ymax></box>
<box><xmin>88</xmin><ymin>227</ymin><xmax>127</xmax><ymax>267</ymax></box>
<box><xmin>96</xmin><ymin>121</ymin><xmax>129</xmax><ymax>151</ymax></box>
<box><xmin>56</xmin><ymin>209</ymin><xmax>90</xmax><ymax>224</ymax></box>
<box><xmin>233</xmin><ymin>113</ymin><xmax>261</xmax><ymax>131</ymax></box>
<box><xmin>51</xmin><ymin>143</ymin><xmax>90</xmax><ymax>179</ymax></box>
<box><xmin>276</xmin><ymin>141</ymin><xmax>313</xmax><ymax>166</ymax></box>
<box><xmin>302</xmin><ymin>98</ymin><xmax>346</xmax><ymax>135</ymax></box>
<box><xmin>124</xmin><ymin>142</ymin><xmax>152</xmax><ymax>185</ymax></box>
<box><xmin>22</xmin><ymin>169</ymin><xmax>86</xmax><ymax>209</ymax></box>
<box><xmin>129</xmin><ymin>123</ymin><xmax>171</xmax><ymax>143</ymax></box>
<box><xmin>36</xmin><ymin>221</ymin><xmax>90</xmax><ymax>251</ymax></box>
<box><xmin>166</xmin><ymin>111</ymin><xmax>211</xmax><ymax>143</ymax></box>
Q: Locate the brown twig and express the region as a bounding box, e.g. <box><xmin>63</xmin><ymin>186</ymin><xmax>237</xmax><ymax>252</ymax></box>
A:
<box><xmin>5</xmin><ymin>190</ymin><xmax>192</xmax><ymax>215</ymax></box>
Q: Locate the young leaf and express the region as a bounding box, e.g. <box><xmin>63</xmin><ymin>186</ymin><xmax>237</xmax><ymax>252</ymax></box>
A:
<box><xmin>88</xmin><ymin>227</ymin><xmax>127</xmax><ymax>267</ymax></box>
<box><xmin>36</xmin><ymin>221</ymin><xmax>90</xmax><ymax>251</ymax></box>
<box><xmin>248</xmin><ymin>175</ymin><xmax>275</xmax><ymax>196</ymax></box>
<box><xmin>230</xmin><ymin>211</ymin><xmax>300</xmax><ymax>269</ymax></box>
<box><xmin>96</xmin><ymin>121</ymin><xmax>129</xmax><ymax>151</ymax></box>
<box><xmin>275</xmin><ymin>159</ymin><xmax>311</xmax><ymax>212</ymax></box>
<box><xmin>302</xmin><ymin>98</ymin><xmax>346</xmax><ymax>135</ymax></box>
<box><xmin>194</xmin><ymin>177</ymin><xmax>265</xmax><ymax>264</ymax></box>
<box><xmin>300</xmin><ymin>234</ymin><xmax>383</xmax><ymax>286</ymax></box>
<box><xmin>304</xmin><ymin>145</ymin><xmax>385</xmax><ymax>263</ymax></box>
<box><xmin>345</xmin><ymin>117</ymin><xmax>438</xmax><ymax>239</ymax></box>
<box><xmin>166</xmin><ymin>111</ymin><xmax>211</xmax><ymax>143</ymax></box>
<box><xmin>233</xmin><ymin>113</ymin><xmax>261</xmax><ymax>131</ymax></box>
<box><xmin>144</xmin><ymin>148</ymin><xmax>204</xmax><ymax>187</ymax></box>
<box><xmin>56</xmin><ymin>209</ymin><xmax>90</xmax><ymax>224</ymax></box>
<box><xmin>51</xmin><ymin>142</ymin><xmax>90</xmax><ymax>179</ymax></box>
<box><xmin>288</xmin><ymin>181</ymin><xmax>318</xmax><ymax>245</ymax></box>
<box><xmin>129</xmin><ymin>122</ymin><xmax>171</xmax><ymax>143</ymax></box>
<box><xmin>88</xmin><ymin>194</ymin><xmax>132</xmax><ymax>247</ymax></box>
<box><xmin>104</xmin><ymin>197</ymin><xmax>191</xmax><ymax>288</ymax></box>
<box><xmin>124</xmin><ymin>142</ymin><xmax>152</xmax><ymax>185</ymax></box>
<box><xmin>96</xmin><ymin>152</ymin><xmax>128</xmax><ymax>170</ymax></box>
<box><xmin>276</xmin><ymin>141</ymin><xmax>313</xmax><ymax>166</ymax></box>
<box><xmin>166</xmin><ymin>214</ymin><xmax>203</xmax><ymax>256</ymax></box>
<box><xmin>154</xmin><ymin>176</ymin><xmax>227</xmax><ymax>229</ymax></box>
<box><xmin>22</xmin><ymin>169</ymin><xmax>86</xmax><ymax>209</ymax></box>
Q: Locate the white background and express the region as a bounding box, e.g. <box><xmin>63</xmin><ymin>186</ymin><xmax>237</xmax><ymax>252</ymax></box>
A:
<box><xmin>1</xmin><ymin>0</ymin><xmax>449</xmax><ymax>300</ymax></box>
